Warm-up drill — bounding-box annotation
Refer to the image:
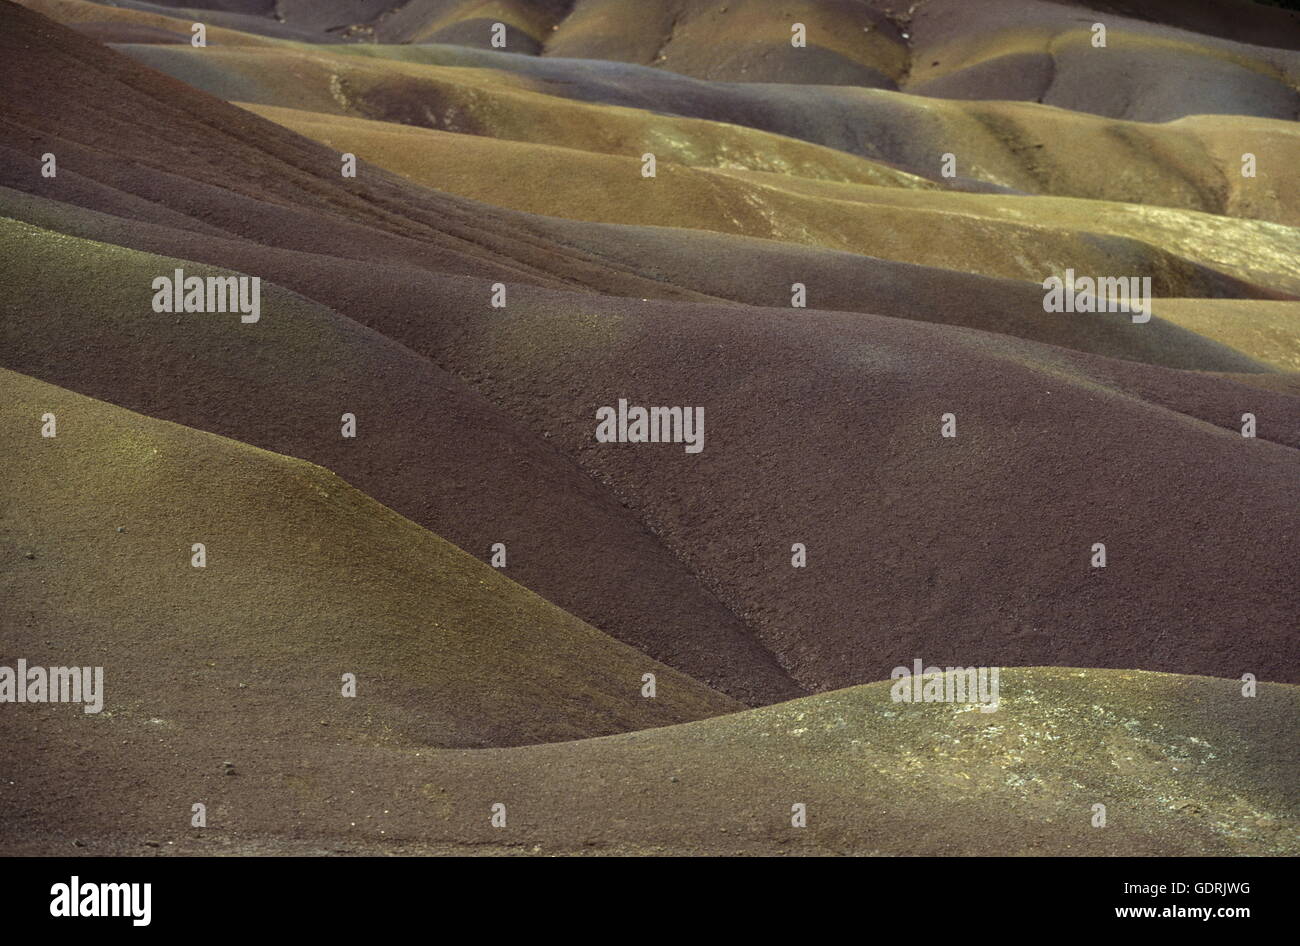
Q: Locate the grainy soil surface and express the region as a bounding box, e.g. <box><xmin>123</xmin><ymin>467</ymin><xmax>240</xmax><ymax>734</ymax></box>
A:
<box><xmin>1</xmin><ymin>0</ymin><xmax>1296</xmax><ymax>856</ymax></box>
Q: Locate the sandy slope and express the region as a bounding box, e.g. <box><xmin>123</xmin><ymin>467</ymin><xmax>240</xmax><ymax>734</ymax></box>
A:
<box><xmin>3</xmin><ymin>667</ymin><xmax>1295</xmax><ymax>855</ymax></box>
<box><xmin>0</xmin><ymin>217</ymin><xmax>803</xmax><ymax>704</ymax></box>
<box><xmin>1</xmin><ymin>13</ymin><xmax>1288</xmax><ymax>377</ymax></box>
<box><xmin>334</xmin><ymin>271</ymin><xmax>1300</xmax><ymax>691</ymax></box>
<box><xmin>2</xmin><ymin>3</ymin><xmax>1297</xmax><ymax>692</ymax></box>
<box><xmin>4</xmin><ymin>191</ymin><xmax>1298</xmax><ymax>690</ymax></box>
<box><xmin>0</xmin><ymin>369</ymin><xmax>743</xmax><ymax>750</ymax></box>
<box><xmin>235</xmin><ymin>100</ymin><xmax>1300</xmax><ymax>298</ymax></box>
<box><xmin>111</xmin><ymin>37</ymin><xmax>1300</xmax><ymax>228</ymax></box>
<box><xmin>27</xmin><ymin>0</ymin><xmax>1300</xmax><ymax>120</ymax></box>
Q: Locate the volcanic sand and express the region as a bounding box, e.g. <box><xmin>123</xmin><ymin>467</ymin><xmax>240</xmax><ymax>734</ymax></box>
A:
<box><xmin>0</xmin><ymin>216</ymin><xmax>803</xmax><ymax>704</ymax></box>
<box><xmin>1</xmin><ymin>368</ymin><xmax>742</xmax><ymax>749</ymax></box>
<box><xmin>2</xmin><ymin>663</ymin><xmax>1295</xmax><ymax>855</ymax></box>
<box><xmin>1</xmin><ymin>0</ymin><xmax>1297</xmax><ymax>858</ymax></box>
<box><xmin>111</xmin><ymin>36</ymin><xmax>1300</xmax><ymax>226</ymax></box>
<box><xmin>235</xmin><ymin>100</ymin><xmax>1300</xmax><ymax>298</ymax></box>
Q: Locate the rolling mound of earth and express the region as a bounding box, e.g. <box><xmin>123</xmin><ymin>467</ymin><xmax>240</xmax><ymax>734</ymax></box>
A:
<box><xmin>1</xmin><ymin>0</ymin><xmax>1296</xmax><ymax>858</ymax></box>
<box><xmin>2</xmin><ymin>666</ymin><xmax>1295</xmax><ymax>855</ymax></box>
<box><xmin>0</xmin><ymin>368</ymin><xmax>743</xmax><ymax>748</ymax></box>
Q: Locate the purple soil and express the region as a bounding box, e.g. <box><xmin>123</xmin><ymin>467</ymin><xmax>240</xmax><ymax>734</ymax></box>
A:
<box><xmin>2</xmin><ymin>2</ymin><xmax>1297</xmax><ymax>697</ymax></box>
<box><xmin>901</xmin><ymin>0</ymin><xmax>1300</xmax><ymax>121</ymax></box>
<box><xmin>1046</xmin><ymin>0</ymin><xmax>1300</xmax><ymax>51</ymax></box>
<box><xmin>0</xmin><ymin>239</ymin><xmax>804</xmax><ymax>706</ymax></box>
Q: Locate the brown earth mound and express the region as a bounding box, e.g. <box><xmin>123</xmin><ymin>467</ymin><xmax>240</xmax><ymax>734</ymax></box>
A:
<box><xmin>0</xmin><ymin>368</ymin><xmax>742</xmax><ymax>748</ymax></box>
<box><xmin>0</xmin><ymin>218</ymin><xmax>803</xmax><ymax>705</ymax></box>
<box><xmin>2</xmin><ymin>667</ymin><xmax>1295</xmax><ymax>855</ymax></box>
